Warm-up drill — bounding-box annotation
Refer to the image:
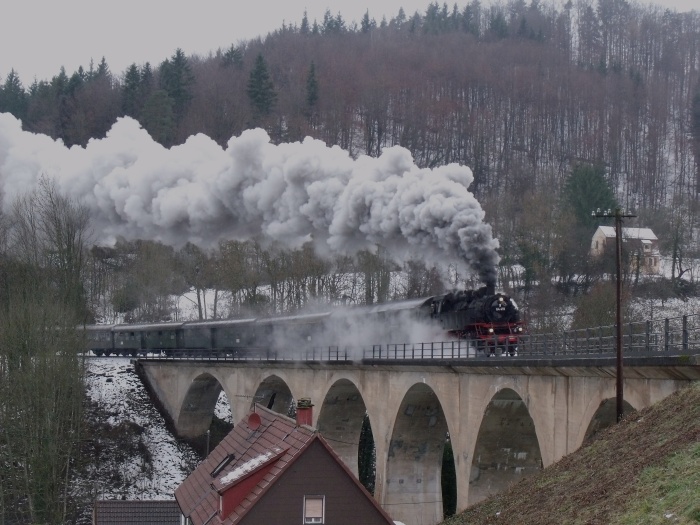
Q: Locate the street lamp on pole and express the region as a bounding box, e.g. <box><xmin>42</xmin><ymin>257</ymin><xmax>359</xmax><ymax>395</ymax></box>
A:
<box><xmin>592</xmin><ymin>207</ymin><xmax>636</xmax><ymax>423</ymax></box>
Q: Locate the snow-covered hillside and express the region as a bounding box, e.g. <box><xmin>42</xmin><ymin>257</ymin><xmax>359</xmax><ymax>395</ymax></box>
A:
<box><xmin>82</xmin><ymin>358</ymin><xmax>200</xmax><ymax>500</ymax></box>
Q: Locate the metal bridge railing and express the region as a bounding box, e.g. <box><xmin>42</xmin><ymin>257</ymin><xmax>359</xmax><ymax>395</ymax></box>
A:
<box><xmin>363</xmin><ymin>339</ymin><xmax>517</xmax><ymax>360</ymax></box>
<box><xmin>518</xmin><ymin>313</ymin><xmax>698</xmax><ymax>357</ymax></box>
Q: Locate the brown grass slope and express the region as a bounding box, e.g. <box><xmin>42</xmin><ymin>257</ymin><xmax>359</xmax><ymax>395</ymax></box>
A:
<box><xmin>442</xmin><ymin>382</ymin><xmax>700</xmax><ymax>525</ymax></box>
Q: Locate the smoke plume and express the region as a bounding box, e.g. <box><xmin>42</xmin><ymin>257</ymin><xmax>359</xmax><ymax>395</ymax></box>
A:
<box><xmin>0</xmin><ymin>113</ymin><xmax>499</xmax><ymax>284</ymax></box>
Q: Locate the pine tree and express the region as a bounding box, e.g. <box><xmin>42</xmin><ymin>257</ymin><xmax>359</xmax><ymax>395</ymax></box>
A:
<box><xmin>0</xmin><ymin>70</ymin><xmax>28</xmax><ymax>121</ymax></box>
<box><xmin>321</xmin><ymin>10</ymin><xmax>346</xmax><ymax>34</ymax></box>
<box><xmin>463</xmin><ymin>1</ymin><xmax>482</xmax><ymax>36</ymax></box>
<box><xmin>141</xmin><ymin>89</ymin><xmax>175</xmax><ymax>145</ymax></box>
<box><xmin>393</xmin><ymin>7</ymin><xmax>407</xmax><ymax>26</ymax></box>
<box><xmin>361</xmin><ymin>10</ymin><xmax>375</xmax><ymax>33</ymax></box>
<box><xmin>94</xmin><ymin>57</ymin><xmax>111</xmax><ymax>80</ymax></box>
<box><xmin>50</xmin><ymin>67</ymin><xmax>71</xmax><ymax>138</ymax></box>
<box><xmin>358</xmin><ymin>413</ymin><xmax>375</xmax><ymax>494</ymax></box>
<box><xmin>221</xmin><ymin>45</ymin><xmax>244</xmax><ymax>69</ymax></box>
<box><xmin>159</xmin><ymin>49</ymin><xmax>194</xmax><ymax>123</ymax></box>
<box><xmin>424</xmin><ymin>2</ymin><xmax>442</xmax><ymax>34</ymax></box>
<box><xmin>300</xmin><ymin>10</ymin><xmax>310</xmax><ymax>34</ymax></box>
<box><xmin>489</xmin><ymin>10</ymin><xmax>509</xmax><ymax>39</ymax></box>
<box><xmin>246</xmin><ymin>54</ymin><xmax>277</xmax><ymax>125</ymax></box>
<box><xmin>122</xmin><ymin>64</ymin><xmax>142</xmax><ymax>117</ymax></box>
<box><xmin>564</xmin><ymin>163</ymin><xmax>618</xmax><ymax>231</ymax></box>
<box><xmin>51</xmin><ymin>67</ymin><xmax>69</xmax><ymax>94</ymax></box>
<box><xmin>140</xmin><ymin>62</ymin><xmax>154</xmax><ymax>101</ymax></box>
<box><xmin>65</xmin><ymin>71</ymin><xmax>84</xmax><ymax>97</ymax></box>
<box><xmin>304</xmin><ymin>62</ymin><xmax>319</xmax><ymax>123</ymax></box>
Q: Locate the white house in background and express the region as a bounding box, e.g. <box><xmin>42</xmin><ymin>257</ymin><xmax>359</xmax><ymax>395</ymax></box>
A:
<box><xmin>590</xmin><ymin>226</ymin><xmax>661</xmax><ymax>274</ymax></box>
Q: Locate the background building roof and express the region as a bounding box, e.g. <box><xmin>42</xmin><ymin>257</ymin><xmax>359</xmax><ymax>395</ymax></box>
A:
<box><xmin>596</xmin><ymin>226</ymin><xmax>658</xmax><ymax>240</ymax></box>
<box><xmin>93</xmin><ymin>500</ymin><xmax>181</xmax><ymax>525</ymax></box>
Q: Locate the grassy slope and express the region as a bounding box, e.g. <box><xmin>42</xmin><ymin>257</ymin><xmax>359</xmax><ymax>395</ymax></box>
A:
<box><xmin>442</xmin><ymin>382</ymin><xmax>700</xmax><ymax>525</ymax></box>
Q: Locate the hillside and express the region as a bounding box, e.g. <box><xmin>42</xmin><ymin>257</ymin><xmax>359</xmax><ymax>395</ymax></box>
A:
<box><xmin>442</xmin><ymin>382</ymin><xmax>700</xmax><ymax>525</ymax></box>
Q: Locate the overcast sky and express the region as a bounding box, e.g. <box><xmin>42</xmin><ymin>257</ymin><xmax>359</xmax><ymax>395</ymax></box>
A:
<box><xmin>2</xmin><ymin>0</ymin><xmax>698</xmax><ymax>85</ymax></box>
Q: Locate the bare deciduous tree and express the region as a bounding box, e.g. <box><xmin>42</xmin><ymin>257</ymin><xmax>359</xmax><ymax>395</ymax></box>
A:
<box><xmin>0</xmin><ymin>178</ymin><xmax>89</xmax><ymax>524</ymax></box>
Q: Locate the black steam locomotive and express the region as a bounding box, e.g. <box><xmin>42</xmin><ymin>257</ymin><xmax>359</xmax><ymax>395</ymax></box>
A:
<box><xmin>83</xmin><ymin>286</ymin><xmax>523</xmax><ymax>358</ymax></box>
<box><xmin>422</xmin><ymin>285</ymin><xmax>523</xmax><ymax>355</ymax></box>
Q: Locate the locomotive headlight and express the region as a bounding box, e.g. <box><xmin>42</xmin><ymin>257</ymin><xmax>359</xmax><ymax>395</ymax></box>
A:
<box><xmin>488</xmin><ymin>328</ymin><xmax>494</xmax><ymax>334</ymax></box>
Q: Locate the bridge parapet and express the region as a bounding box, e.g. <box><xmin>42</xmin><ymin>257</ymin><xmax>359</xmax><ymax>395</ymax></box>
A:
<box><xmin>523</xmin><ymin>313</ymin><xmax>699</xmax><ymax>356</ymax></box>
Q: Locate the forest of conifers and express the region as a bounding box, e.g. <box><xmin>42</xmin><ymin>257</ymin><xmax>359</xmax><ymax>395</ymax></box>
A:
<box><xmin>1</xmin><ymin>0</ymin><xmax>699</xmax><ymax>325</ymax></box>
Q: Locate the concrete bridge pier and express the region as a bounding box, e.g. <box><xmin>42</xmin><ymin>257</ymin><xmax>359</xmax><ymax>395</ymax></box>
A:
<box><xmin>374</xmin><ymin>382</ymin><xmax>449</xmax><ymax>525</ymax></box>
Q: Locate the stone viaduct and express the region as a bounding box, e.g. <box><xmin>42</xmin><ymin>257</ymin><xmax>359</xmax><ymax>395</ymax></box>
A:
<box><xmin>137</xmin><ymin>356</ymin><xmax>700</xmax><ymax>525</ymax></box>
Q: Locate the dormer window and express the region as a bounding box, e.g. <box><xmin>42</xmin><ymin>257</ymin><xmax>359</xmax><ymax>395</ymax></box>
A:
<box><xmin>211</xmin><ymin>454</ymin><xmax>235</xmax><ymax>478</ymax></box>
<box><xmin>303</xmin><ymin>495</ymin><xmax>325</xmax><ymax>524</ymax></box>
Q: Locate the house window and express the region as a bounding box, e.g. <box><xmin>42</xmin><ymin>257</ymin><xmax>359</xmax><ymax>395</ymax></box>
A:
<box><xmin>303</xmin><ymin>495</ymin><xmax>324</xmax><ymax>524</ymax></box>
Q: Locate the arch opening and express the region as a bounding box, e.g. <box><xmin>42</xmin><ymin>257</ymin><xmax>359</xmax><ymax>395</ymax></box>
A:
<box><xmin>469</xmin><ymin>388</ymin><xmax>542</xmax><ymax>505</ymax></box>
<box><xmin>204</xmin><ymin>389</ymin><xmax>234</xmax><ymax>454</ymax></box>
<box><xmin>385</xmin><ymin>383</ymin><xmax>455</xmax><ymax>525</ymax></box>
<box><xmin>583</xmin><ymin>398</ymin><xmax>636</xmax><ymax>443</ymax></box>
<box><xmin>253</xmin><ymin>375</ymin><xmax>295</xmax><ymax>416</ymax></box>
<box><xmin>175</xmin><ymin>373</ymin><xmax>233</xmax><ymax>448</ymax></box>
<box><xmin>316</xmin><ymin>379</ymin><xmax>374</xmax><ymax>492</ymax></box>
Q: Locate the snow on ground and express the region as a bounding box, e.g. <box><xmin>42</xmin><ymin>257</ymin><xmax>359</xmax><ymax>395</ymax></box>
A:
<box><xmin>629</xmin><ymin>295</ymin><xmax>700</xmax><ymax>322</ymax></box>
<box><xmin>215</xmin><ymin>390</ymin><xmax>233</xmax><ymax>423</ymax></box>
<box><xmin>84</xmin><ymin>357</ymin><xmax>201</xmax><ymax>500</ymax></box>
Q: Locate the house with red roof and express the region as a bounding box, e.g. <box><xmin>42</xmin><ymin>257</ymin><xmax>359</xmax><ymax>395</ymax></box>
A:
<box><xmin>175</xmin><ymin>399</ymin><xmax>395</xmax><ymax>525</ymax></box>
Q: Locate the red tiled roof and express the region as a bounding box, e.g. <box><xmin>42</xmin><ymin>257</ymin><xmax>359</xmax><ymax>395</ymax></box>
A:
<box><xmin>175</xmin><ymin>405</ymin><xmax>316</xmax><ymax>525</ymax></box>
<box><xmin>93</xmin><ymin>499</ymin><xmax>180</xmax><ymax>524</ymax></box>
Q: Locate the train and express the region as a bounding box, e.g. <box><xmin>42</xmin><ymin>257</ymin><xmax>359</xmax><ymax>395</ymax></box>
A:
<box><xmin>83</xmin><ymin>285</ymin><xmax>524</xmax><ymax>359</ymax></box>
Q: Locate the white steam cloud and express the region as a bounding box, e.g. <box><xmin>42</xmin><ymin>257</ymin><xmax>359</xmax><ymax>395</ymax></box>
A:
<box><xmin>0</xmin><ymin>113</ymin><xmax>499</xmax><ymax>284</ymax></box>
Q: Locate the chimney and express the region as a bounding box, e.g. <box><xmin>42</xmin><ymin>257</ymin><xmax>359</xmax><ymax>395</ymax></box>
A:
<box><xmin>296</xmin><ymin>398</ymin><xmax>314</xmax><ymax>427</ymax></box>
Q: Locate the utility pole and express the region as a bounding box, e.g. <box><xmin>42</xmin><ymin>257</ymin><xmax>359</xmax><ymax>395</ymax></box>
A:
<box><xmin>592</xmin><ymin>207</ymin><xmax>636</xmax><ymax>422</ymax></box>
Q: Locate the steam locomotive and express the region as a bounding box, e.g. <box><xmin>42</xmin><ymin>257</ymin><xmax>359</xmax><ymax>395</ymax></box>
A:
<box><xmin>422</xmin><ymin>285</ymin><xmax>523</xmax><ymax>355</ymax></box>
<box><xmin>83</xmin><ymin>286</ymin><xmax>523</xmax><ymax>358</ymax></box>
